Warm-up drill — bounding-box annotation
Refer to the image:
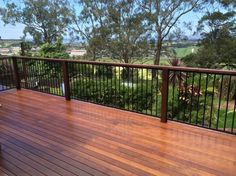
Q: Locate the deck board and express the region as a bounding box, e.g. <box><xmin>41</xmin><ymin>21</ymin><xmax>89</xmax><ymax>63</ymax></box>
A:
<box><xmin>0</xmin><ymin>89</ymin><xmax>236</xmax><ymax>176</ymax></box>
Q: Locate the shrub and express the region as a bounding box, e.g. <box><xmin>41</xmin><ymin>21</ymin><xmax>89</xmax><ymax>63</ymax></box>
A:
<box><xmin>95</xmin><ymin>65</ymin><xmax>113</xmax><ymax>78</ymax></box>
<box><xmin>121</xmin><ymin>67</ymin><xmax>139</xmax><ymax>82</ymax></box>
<box><xmin>70</xmin><ymin>77</ymin><xmax>154</xmax><ymax>112</ymax></box>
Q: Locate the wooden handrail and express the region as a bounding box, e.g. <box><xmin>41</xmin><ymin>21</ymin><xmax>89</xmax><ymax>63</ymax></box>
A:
<box><xmin>8</xmin><ymin>55</ymin><xmax>236</xmax><ymax>75</ymax></box>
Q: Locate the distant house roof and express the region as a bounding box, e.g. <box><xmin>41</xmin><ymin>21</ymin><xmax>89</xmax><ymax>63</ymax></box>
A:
<box><xmin>0</xmin><ymin>39</ymin><xmax>23</xmax><ymax>43</ymax></box>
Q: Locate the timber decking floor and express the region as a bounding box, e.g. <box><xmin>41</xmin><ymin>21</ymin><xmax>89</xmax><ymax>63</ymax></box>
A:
<box><xmin>0</xmin><ymin>89</ymin><xmax>236</xmax><ymax>176</ymax></box>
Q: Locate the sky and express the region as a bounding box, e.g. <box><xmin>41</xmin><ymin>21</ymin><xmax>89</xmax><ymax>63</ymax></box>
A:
<box><xmin>0</xmin><ymin>1</ymin><xmax>206</xmax><ymax>40</ymax></box>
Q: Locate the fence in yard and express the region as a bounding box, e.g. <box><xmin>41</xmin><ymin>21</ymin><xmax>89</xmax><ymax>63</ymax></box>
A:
<box><xmin>1</xmin><ymin>56</ymin><xmax>236</xmax><ymax>134</ymax></box>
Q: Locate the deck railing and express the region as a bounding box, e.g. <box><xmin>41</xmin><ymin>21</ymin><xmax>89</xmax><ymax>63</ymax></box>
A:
<box><xmin>0</xmin><ymin>56</ymin><xmax>15</xmax><ymax>91</ymax></box>
<box><xmin>1</xmin><ymin>56</ymin><xmax>236</xmax><ymax>134</ymax></box>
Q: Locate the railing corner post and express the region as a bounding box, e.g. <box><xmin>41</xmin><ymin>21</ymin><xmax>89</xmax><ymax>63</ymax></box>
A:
<box><xmin>161</xmin><ymin>68</ymin><xmax>169</xmax><ymax>123</ymax></box>
<box><xmin>12</xmin><ymin>57</ymin><xmax>21</xmax><ymax>90</ymax></box>
<box><xmin>62</xmin><ymin>61</ymin><xmax>70</xmax><ymax>101</ymax></box>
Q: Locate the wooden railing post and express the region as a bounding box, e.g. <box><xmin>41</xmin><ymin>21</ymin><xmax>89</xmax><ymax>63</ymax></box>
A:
<box><xmin>161</xmin><ymin>68</ymin><xmax>169</xmax><ymax>123</ymax></box>
<box><xmin>12</xmin><ymin>57</ymin><xmax>21</xmax><ymax>90</ymax></box>
<box><xmin>62</xmin><ymin>61</ymin><xmax>70</xmax><ymax>100</ymax></box>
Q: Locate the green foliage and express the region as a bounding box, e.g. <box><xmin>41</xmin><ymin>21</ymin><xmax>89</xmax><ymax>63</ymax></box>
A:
<box><xmin>71</xmin><ymin>0</ymin><xmax>110</xmax><ymax>60</ymax></box>
<box><xmin>0</xmin><ymin>0</ymin><xmax>73</xmax><ymax>45</ymax></box>
<box><xmin>219</xmin><ymin>76</ymin><xmax>236</xmax><ymax>100</ymax></box>
<box><xmin>39</xmin><ymin>38</ymin><xmax>69</xmax><ymax>59</ymax></box>
<box><xmin>95</xmin><ymin>65</ymin><xmax>113</xmax><ymax>78</ymax></box>
<box><xmin>70</xmin><ymin>76</ymin><xmax>155</xmax><ymax>112</ymax></box>
<box><xmin>121</xmin><ymin>68</ymin><xmax>139</xmax><ymax>82</ymax></box>
<box><xmin>72</xmin><ymin>0</ymin><xmax>149</xmax><ymax>62</ymax></box>
<box><xmin>140</xmin><ymin>0</ymin><xmax>203</xmax><ymax>65</ymax></box>
<box><xmin>183</xmin><ymin>9</ymin><xmax>236</xmax><ymax>69</ymax></box>
<box><xmin>168</xmin><ymin>85</ymin><xmax>204</xmax><ymax>122</ymax></box>
<box><xmin>21</xmin><ymin>42</ymin><xmax>34</xmax><ymax>56</ymax></box>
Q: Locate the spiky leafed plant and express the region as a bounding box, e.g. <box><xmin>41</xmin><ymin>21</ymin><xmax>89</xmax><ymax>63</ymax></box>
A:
<box><xmin>168</xmin><ymin>58</ymin><xmax>186</xmax><ymax>86</ymax></box>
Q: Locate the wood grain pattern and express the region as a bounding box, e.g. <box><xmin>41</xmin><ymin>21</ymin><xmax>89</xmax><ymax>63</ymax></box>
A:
<box><xmin>0</xmin><ymin>89</ymin><xmax>236</xmax><ymax>176</ymax></box>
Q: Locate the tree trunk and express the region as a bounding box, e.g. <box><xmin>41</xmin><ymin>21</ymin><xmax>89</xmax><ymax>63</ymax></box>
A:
<box><xmin>92</xmin><ymin>49</ymin><xmax>96</xmax><ymax>61</ymax></box>
<box><xmin>123</xmin><ymin>50</ymin><xmax>129</xmax><ymax>63</ymax></box>
<box><xmin>154</xmin><ymin>36</ymin><xmax>162</xmax><ymax>65</ymax></box>
<box><xmin>152</xmin><ymin>35</ymin><xmax>162</xmax><ymax>78</ymax></box>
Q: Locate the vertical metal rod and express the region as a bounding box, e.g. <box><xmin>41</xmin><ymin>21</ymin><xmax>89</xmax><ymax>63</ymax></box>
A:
<box><xmin>146</xmin><ymin>69</ymin><xmax>148</xmax><ymax>114</ymax></box>
<box><xmin>136</xmin><ymin>68</ymin><xmax>139</xmax><ymax>112</ymax></box>
<box><xmin>127</xmin><ymin>67</ymin><xmax>130</xmax><ymax>110</ymax></box>
<box><xmin>183</xmin><ymin>72</ymin><xmax>188</xmax><ymax>118</ymax></box>
<box><xmin>209</xmin><ymin>74</ymin><xmax>216</xmax><ymax>128</ymax></box>
<box><xmin>151</xmin><ymin>69</ymin><xmax>154</xmax><ymax>115</ymax></box>
<box><xmin>202</xmin><ymin>74</ymin><xmax>209</xmax><ymax>126</ymax></box>
<box><xmin>177</xmin><ymin>71</ymin><xmax>181</xmax><ymax>121</ymax></box>
<box><xmin>196</xmin><ymin>73</ymin><xmax>202</xmax><ymax>125</ymax></box>
<box><xmin>189</xmin><ymin>72</ymin><xmax>195</xmax><ymax>123</ymax></box>
<box><xmin>224</xmin><ymin>75</ymin><xmax>232</xmax><ymax>131</ymax></box>
<box><xmin>156</xmin><ymin>70</ymin><xmax>159</xmax><ymax>117</ymax></box>
<box><xmin>231</xmin><ymin>96</ymin><xmax>236</xmax><ymax>134</ymax></box>
<box><xmin>216</xmin><ymin>75</ymin><xmax>224</xmax><ymax>130</ymax></box>
<box><xmin>161</xmin><ymin>69</ymin><xmax>169</xmax><ymax>123</ymax></box>
<box><xmin>171</xmin><ymin>71</ymin><xmax>175</xmax><ymax>120</ymax></box>
<box><xmin>12</xmin><ymin>57</ymin><xmax>21</xmax><ymax>90</ymax></box>
<box><xmin>131</xmin><ymin>68</ymin><xmax>134</xmax><ymax>111</ymax></box>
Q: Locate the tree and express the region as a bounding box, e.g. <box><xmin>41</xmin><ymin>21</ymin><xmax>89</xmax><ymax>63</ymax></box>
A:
<box><xmin>72</xmin><ymin>0</ymin><xmax>150</xmax><ymax>63</ymax></box>
<box><xmin>106</xmin><ymin>0</ymin><xmax>149</xmax><ymax>63</ymax></box>
<box><xmin>182</xmin><ymin>3</ymin><xmax>236</xmax><ymax>69</ymax></box>
<box><xmin>0</xmin><ymin>0</ymin><xmax>73</xmax><ymax>45</ymax></box>
<box><xmin>71</xmin><ymin>0</ymin><xmax>110</xmax><ymax>61</ymax></box>
<box><xmin>39</xmin><ymin>37</ymin><xmax>69</xmax><ymax>59</ymax></box>
<box><xmin>139</xmin><ymin>0</ymin><xmax>204</xmax><ymax>65</ymax></box>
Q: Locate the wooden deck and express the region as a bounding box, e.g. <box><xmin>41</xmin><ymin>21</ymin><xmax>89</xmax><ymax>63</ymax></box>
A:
<box><xmin>0</xmin><ymin>89</ymin><xmax>236</xmax><ymax>176</ymax></box>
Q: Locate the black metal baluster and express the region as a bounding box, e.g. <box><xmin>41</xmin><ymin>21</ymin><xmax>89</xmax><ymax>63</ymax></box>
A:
<box><xmin>141</xmin><ymin>68</ymin><xmax>144</xmax><ymax>113</ymax></box>
<box><xmin>95</xmin><ymin>65</ymin><xmax>98</xmax><ymax>102</ymax></box>
<box><xmin>38</xmin><ymin>60</ymin><xmax>42</xmax><ymax>92</ymax></box>
<box><xmin>151</xmin><ymin>69</ymin><xmax>154</xmax><ymax>115</ymax></box>
<box><xmin>177</xmin><ymin>71</ymin><xmax>182</xmax><ymax>121</ymax></box>
<box><xmin>127</xmin><ymin>67</ymin><xmax>130</xmax><ymax>110</ymax></box>
<box><xmin>131</xmin><ymin>67</ymin><xmax>134</xmax><ymax>111</ymax></box>
<box><xmin>183</xmin><ymin>72</ymin><xmax>188</xmax><ymax>119</ymax></box>
<box><xmin>224</xmin><ymin>75</ymin><xmax>232</xmax><ymax>131</ymax></box>
<box><xmin>171</xmin><ymin>71</ymin><xmax>175</xmax><ymax>120</ymax></box>
<box><xmin>136</xmin><ymin>68</ymin><xmax>139</xmax><ymax>112</ymax></box>
<box><xmin>99</xmin><ymin>65</ymin><xmax>102</xmax><ymax>103</ymax></box>
<box><xmin>81</xmin><ymin>64</ymin><xmax>84</xmax><ymax>100</ymax></box>
<box><xmin>209</xmin><ymin>74</ymin><xmax>216</xmax><ymax>128</ymax></box>
<box><xmin>78</xmin><ymin>63</ymin><xmax>81</xmax><ymax>99</ymax></box>
<box><xmin>146</xmin><ymin>69</ymin><xmax>148</xmax><ymax>114</ymax></box>
<box><xmin>196</xmin><ymin>73</ymin><xmax>202</xmax><ymax>125</ymax></box>
<box><xmin>231</xmin><ymin>95</ymin><xmax>236</xmax><ymax>134</ymax></box>
<box><xmin>216</xmin><ymin>75</ymin><xmax>224</xmax><ymax>130</ymax></box>
<box><xmin>88</xmin><ymin>64</ymin><xmax>91</xmax><ymax>102</ymax></box>
<box><xmin>189</xmin><ymin>72</ymin><xmax>195</xmax><ymax>124</ymax></box>
<box><xmin>202</xmin><ymin>74</ymin><xmax>209</xmax><ymax>126</ymax></box>
<box><xmin>103</xmin><ymin>65</ymin><xmax>105</xmax><ymax>105</ymax></box>
<box><xmin>119</xmin><ymin>67</ymin><xmax>121</xmax><ymax>106</ymax></box>
<box><xmin>156</xmin><ymin>69</ymin><xmax>159</xmax><ymax>117</ymax></box>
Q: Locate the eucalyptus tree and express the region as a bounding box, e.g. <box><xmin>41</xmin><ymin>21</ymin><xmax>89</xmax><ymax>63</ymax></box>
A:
<box><xmin>0</xmin><ymin>0</ymin><xmax>73</xmax><ymax>45</ymax></box>
<box><xmin>139</xmin><ymin>0</ymin><xmax>204</xmax><ymax>65</ymax></box>
<box><xmin>72</xmin><ymin>0</ymin><xmax>150</xmax><ymax>63</ymax></box>
<box><xmin>71</xmin><ymin>0</ymin><xmax>110</xmax><ymax>61</ymax></box>
<box><xmin>183</xmin><ymin>0</ymin><xmax>236</xmax><ymax>69</ymax></box>
<box><xmin>105</xmin><ymin>0</ymin><xmax>149</xmax><ymax>63</ymax></box>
